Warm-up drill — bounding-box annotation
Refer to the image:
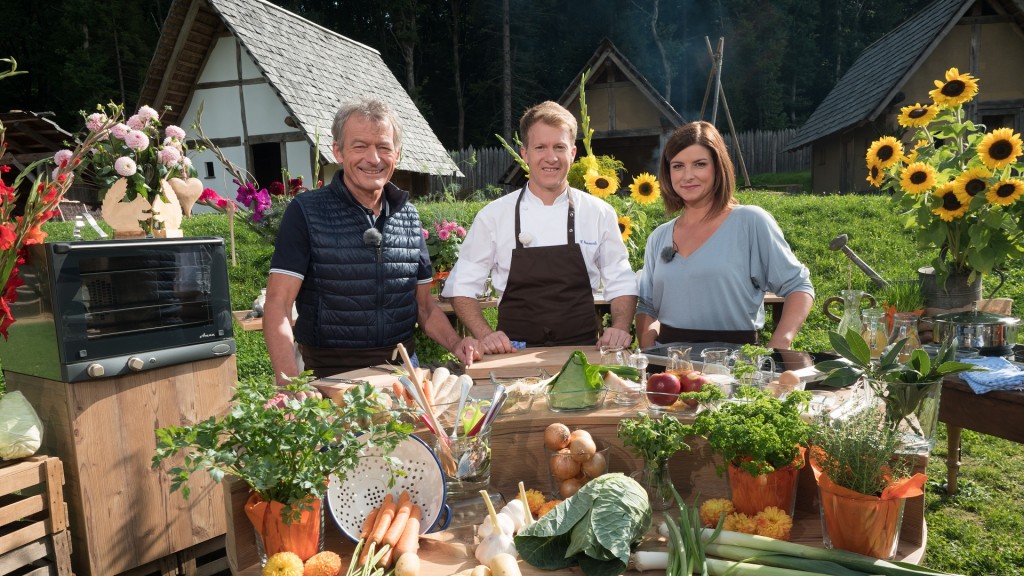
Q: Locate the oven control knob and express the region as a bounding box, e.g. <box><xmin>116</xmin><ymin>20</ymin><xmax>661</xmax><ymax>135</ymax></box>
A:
<box><xmin>127</xmin><ymin>357</ymin><xmax>145</xmax><ymax>371</ymax></box>
<box><xmin>87</xmin><ymin>363</ymin><xmax>105</xmax><ymax>378</ymax></box>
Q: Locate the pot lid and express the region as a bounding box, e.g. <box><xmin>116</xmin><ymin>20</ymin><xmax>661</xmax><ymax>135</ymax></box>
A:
<box><xmin>934</xmin><ymin>308</ymin><xmax>1019</xmax><ymax>326</ymax></box>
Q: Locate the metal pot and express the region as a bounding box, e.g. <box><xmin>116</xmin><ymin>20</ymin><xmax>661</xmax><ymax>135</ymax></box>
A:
<box><xmin>932</xmin><ymin>305</ymin><xmax>1019</xmax><ymax>356</ymax></box>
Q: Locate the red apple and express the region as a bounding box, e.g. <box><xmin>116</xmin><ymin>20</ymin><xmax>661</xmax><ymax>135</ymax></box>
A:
<box><xmin>646</xmin><ymin>372</ymin><xmax>681</xmax><ymax>406</ymax></box>
<box><xmin>680</xmin><ymin>371</ymin><xmax>710</xmax><ymax>406</ymax></box>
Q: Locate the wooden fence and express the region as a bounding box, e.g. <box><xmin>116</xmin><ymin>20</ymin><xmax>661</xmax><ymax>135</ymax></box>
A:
<box><xmin>429</xmin><ymin>129</ymin><xmax>809</xmax><ymax>196</ymax></box>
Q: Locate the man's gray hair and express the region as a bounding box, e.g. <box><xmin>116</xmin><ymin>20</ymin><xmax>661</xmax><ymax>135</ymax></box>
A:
<box><xmin>332</xmin><ymin>97</ymin><xmax>403</xmax><ymax>152</ymax></box>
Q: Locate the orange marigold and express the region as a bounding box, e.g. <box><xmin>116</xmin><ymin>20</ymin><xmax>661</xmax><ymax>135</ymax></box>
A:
<box><xmin>524</xmin><ymin>488</ymin><xmax>547</xmax><ymax>516</ymax></box>
<box><xmin>303</xmin><ymin>551</ymin><xmax>342</xmax><ymax>576</ymax></box>
<box><xmin>722</xmin><ymin>512</ymin><xmax>757</xmax><ymax>534</ymax></box>
<box><xmin>536</xmin><ymin>499</ymin><xmax>562</xmax><ymax>517</ymax></box>
<box><xmin>754</xmin><ymin>506</ymin><xmax>793</xmax><ymax>541</ymax></box>
<box><xmin>699</xmin><ymin>498</ymin><xmax>736</xmax><ymax>528</ymax></box>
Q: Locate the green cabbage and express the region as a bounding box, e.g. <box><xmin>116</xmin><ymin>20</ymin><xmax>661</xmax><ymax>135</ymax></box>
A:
<box><xmin>515</xmin><ymin>473</ymin><xmax>652</xmax><ymax>576</ymax></box>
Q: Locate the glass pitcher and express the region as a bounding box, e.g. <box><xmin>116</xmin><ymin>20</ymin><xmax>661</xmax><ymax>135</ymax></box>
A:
<box><xmin>667</xmin><ymin>346</ymin><xmax>693</xmax><ymax>378</ymax></box>
<box><xmin>861</xmin><ymin>308</ymin><xmax>889</xmax><ymax>360</ymax></box>
<box><xmin>823</xmin><ymin>289</ymin><xmax>877</xmax><ymax>337</ymax></box>
<box><xmin>889</xmin><ymin>312</ymin><xmax>922</xmax><ymax>363</ymax></box>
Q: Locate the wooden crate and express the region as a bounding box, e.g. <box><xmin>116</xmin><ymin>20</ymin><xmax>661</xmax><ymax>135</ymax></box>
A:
<box><xmin>116</xmin><ymin>535</ymin><xmax>230</xmax><ymax>576</ymax></box>
<box><xmin>0</xmin><ymin>456</ymin><xmax>73</xmax><ymax>576</ymax></box>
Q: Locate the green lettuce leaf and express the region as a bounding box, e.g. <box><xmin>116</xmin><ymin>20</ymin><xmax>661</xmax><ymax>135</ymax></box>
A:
<box><xmin>547</xmin><ymin>351</ymin><xmax>640</xmax><ymax>409</ymax></box>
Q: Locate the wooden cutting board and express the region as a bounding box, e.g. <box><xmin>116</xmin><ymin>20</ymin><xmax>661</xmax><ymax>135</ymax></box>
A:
<box><xmin>463</xmin><ymin>346</ymin><xmax>602</xmax><ymax>379</ymax></box>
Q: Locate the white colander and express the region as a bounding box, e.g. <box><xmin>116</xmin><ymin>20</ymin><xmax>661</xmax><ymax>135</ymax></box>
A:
<box><xmin>328</xmin><ymin>433</ymin><xmax>450</xmax><ymax>542</ymax></box>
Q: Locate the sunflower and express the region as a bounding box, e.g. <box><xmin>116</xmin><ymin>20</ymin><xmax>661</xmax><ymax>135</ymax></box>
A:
<box><xmin>629</xmin><ymin>172</ymin><xmax>661</xmax><ymax>204</ymax></box>
<box><xmin>986</xmin><ymin>179</ymin><xmax>1024</xmax><ymax>206</ymax></box>
<box><xmin>866</xmin><ymin>136</ymin><xmax>903</xmax><ymax>169</ymax></box>
<box><xmin>954</xmin><ymin>166</ymin><xmax>992</xmax><ymax>199</ymax></box>
<box><xmin>905</xmin><ymin>139</ymin><xmax>929</xmax><ymax>163</ymax></box>
<box><xmin>977</xmin><ymin>128</ymin><xmax>1023</xmax><ymax>170</ymax></box>
<box><xmin>928</xmin><ymin>67</ymin><xmax>979</xmax><ymax>108</ymax></box>
<box><xmin>898</xmin><ymin>103</ymin><xmax>938</xmax><ymax>128</ymax></box>
<box><xmin>932</xmin><ymin>182</ymin><xmax>970</xmax><ymax>221</ymax></box>
<box><xmin>899</xmin><ymin>162</ymin><xmax>937</xmax><ymax>194</ymax></box>
<box><xmin>617</xmin><ymin>214</ymin><xmax>633</xmax><ymax>242</ymax></box>
<box><xmin>584</xmin><ymin>170</ymin><xmax>618</xmax><ymax>198</ymax></box>
<box><xmin>866</xmin><ymin>163</ymin><xmax>883</xmax><ymax>187</ymax></box>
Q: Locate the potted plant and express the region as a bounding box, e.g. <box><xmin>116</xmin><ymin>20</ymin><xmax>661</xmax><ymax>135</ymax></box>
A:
<box><xmin>878</xmin><ymin>280</ymin><xmax>926</xmax><ymax>333</ymax></box>
<box><xmin>687</xmin><ymin>386</ymin><xmax>812</xmax><ymax>516</ymax></box>
<box><xmin>815</xmin><ymin>330</ymin><xmax>980</xmax><ymax>454</ymax></box>
<box><xmin>617</xmin><ymin>412</ymin><xmax>691</xmax><ymax>510</ymax></box>
<box><xmin>809</xmin><ymin>408</ymin><xmax>927</xmax><ymax>559</ymax></box>
<box><xmin>152</xmin><ymin>375</ymin><xmax>412</xmax><ymax>561</ymax></box>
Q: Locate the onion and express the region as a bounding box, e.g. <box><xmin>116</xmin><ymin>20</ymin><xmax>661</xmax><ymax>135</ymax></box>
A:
<box><xmin>544</xmin><ymin>423</ymin><xmax>571</xmax><ymax>451</ymax></box>
<box><xmin>581</xmin><ymin>449</ymin><xmax>607</xmax><ymax>478</ymax></box>
<box><xmin>569</xmin><ymin>434</ymin><xmax>597</xmax><ymax>463</ymax></box>
<box><xmin>549</xmin><ymin>449</ymin><xmax>581</xmax><ymax>480</ymax></box>
<box><xmin>559</xmin><ymin>476</ymin><xmax>585</xmax><ymax>498</ymax></box>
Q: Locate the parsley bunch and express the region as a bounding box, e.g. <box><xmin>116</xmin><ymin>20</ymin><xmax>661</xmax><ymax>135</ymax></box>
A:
<box><xmin>617</xmin><ymin>412</ymin><xmax>691</xmax><ymax>466</ymax></box>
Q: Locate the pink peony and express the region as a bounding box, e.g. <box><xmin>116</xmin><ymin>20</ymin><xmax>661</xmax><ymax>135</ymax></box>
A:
<box><xmin>137</xmin><ymin>105</ymin><xmax>160</xmax><ymax>123</ymax></box>
<box><xmin>124</xmin><ymin>130</ymin><xmax>150</xmax><ymax>151</ymax></box>
<box><xmin>110</xmin><ymin>123</ymin><xmax>130</xmax><ymax>140</ymax></box>
<box><xmin>114</xmin><ymin>157</ymin><xmax>137</xmax><ymax>177</ymax></box>
<box><xmin>85</xmin><ymin>112</ymin><xmax>108</xmax><ymax>133</ymax></box>
<box><xmin>422</xmin><ymin>228</ymin><xmax>429</xmax><ymax>239</ymax></box>
<box><xmin>53</xmin><ymin>149</ymin><xmax>73</xmax><ymax>168</ymax></box>
<box><xmin>457</xmin><ymin>226</ymin><xmax>466</xmax><ymax>237</ymax></box>
<box><xmin>438</xmin><ymin>228</ymin><xmax>450</xmax><ymax>241</ymax></box>
<box><xmin>157</xmin><ymin>147</ymin><xmax>181</xmax><ymax>166</ymax></box>
<box><xmin>127</xmin><ymin>114</ymin><xmax>145</xmax><ymax>130</ymax></box>
<box><xmin>164</xmin><ymin>124</ymin><xmax>186</xmax><ymax>140</ymax></box>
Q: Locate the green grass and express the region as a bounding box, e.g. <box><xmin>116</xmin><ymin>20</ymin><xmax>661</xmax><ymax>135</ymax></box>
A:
<box><xmin>4</xmin><ymin>191</ymin><xmax>1023</xmax><ymax>574</ymax></box>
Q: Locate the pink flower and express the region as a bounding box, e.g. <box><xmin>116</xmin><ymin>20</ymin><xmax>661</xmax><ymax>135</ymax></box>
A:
<box><xmin>137</xmin><ymin>105</ymin><xmax>160</xmax><ymax>123</ymax></box>
<box><xmin>164</xmin><ymin>124</ymin><xmax>186</xmax><ymax>140</ymax></box>
<box><xmin>85</xmin><ymin>112</ymin><xmax>107</xmax><ymax>133</ymax></box>
<box><xmin>421</xmin><ymin>228</ymin><xmax>429</xmax><ymax>240</ymax></box>
<box><xmin>114</xmin><ymin>157</ymin><xmax>137</xmax><ymax>177</ymax></box>
<box><xmin>127</xmin><ymin>114</ymin><xmax>145</xmax><ymax>130</ymax></box>
<box><xmin>438</xmin><ymin>228</ymin><xmax>450</xmax><ymax>241</ymax></box>
<box><xmin>124</xmin><ymin>130</ymin><xmax>150</xmax><ymax>151</ymax></box>
<box><xmin>157</xmin><ymin>147</ymin><xmax>181</xmax><ymax>166</ymax></box>
<box><xmin>53</xmin><ymin>149</ymin><xmax>73</xmax><ymax>168</ymax></box>
<box><xmin>457</xmin><ymin>226</ymin><xmax>466</xmax><ymax>238</ymax></box>
<box><xmin>252</xmin><ymin>189</ymin><xmax>272</xmax><ymax>220</ymax></box>
<box><xmin>110</xmin><ymin>123</ymin><xmax>130</xmax><ymax>140</ymax></box>
<box><xmin>199</xmin><ymin>188</ymin><xmax>221</xmax><ymax>202</ymax></box>
<box><xmin>215</xmin><ymin>198</ymin><xmax>231</xmax><ymax>209</ymax></box>
<box><xmin>181</xmin><ymin>157</ymin><xmax>192</xmax><ymax>170</ymax></box>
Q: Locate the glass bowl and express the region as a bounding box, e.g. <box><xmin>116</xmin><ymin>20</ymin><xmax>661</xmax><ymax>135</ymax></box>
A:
<box><xmin>490</xmin><ymin>371</ymin><xmax>549</xmax><ymax>415</ymax></box>
<box><xmin>545</xmin><ymin>388</ymin><xmax>608</xmax><ymax>413</ymax></box>
<box><xmin>641</xmin><ymin>390</ymin><xmax>699</xmax><ymax>415</ymax></box>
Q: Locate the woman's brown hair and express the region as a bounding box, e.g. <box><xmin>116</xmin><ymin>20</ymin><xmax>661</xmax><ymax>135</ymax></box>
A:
<box><xmin>658</xmin><ymin>121</ymin><xmax>736</xmax><ymax>218</ymax></box>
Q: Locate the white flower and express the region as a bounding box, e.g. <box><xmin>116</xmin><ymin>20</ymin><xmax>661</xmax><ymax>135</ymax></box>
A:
<box><xmin>518</xmin><ymin>232</ymin><xmax>534</xmax><ymax>246</ymax></box>
<box><xmin>114</xmin><ymin>157</ymin><xmax>137</xmax><ymax>177</ymax></box>
<box><xmin>157</xmin><ymin>147</ymin><xmax>181</xmax><ymax>167</ymax></box>
<box><xmin>164</xmin><ymin>125</ymin><xmax>186</xmax><ymax>140</ymax></box>
<box><xmin>110</xmin><ymin>123</ymin><xmax>130</xmax><ymax>140</ymax></box>
<box><xmin>137</xmin><ymin>105</ymin><xmax>160</xmax><ymax>123</ymax></box>
<box><xmin>181</xmin><ymin>156</ymin><xmax>193</xmax><ymax>170</ymax></box>
<box><xmin>53</xmin><ymin>149</ymin><xmax>73</xmax><ymax>168</ymax></box>
<box><xmin>124</xmin><ymin>130</ymin><xmax>150</xmax><ymax>151</ymax></box>
<box><xmin>85</xmin><ymin>112</ymin><xmax>107</xmax><ymax>133</ymax></box>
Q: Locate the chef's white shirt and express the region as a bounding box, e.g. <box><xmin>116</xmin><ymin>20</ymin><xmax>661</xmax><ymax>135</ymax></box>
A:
<box><xmin>441</xmin><ymin>185</ymin><xmax>638</xmax><ymax>301</ymax></box>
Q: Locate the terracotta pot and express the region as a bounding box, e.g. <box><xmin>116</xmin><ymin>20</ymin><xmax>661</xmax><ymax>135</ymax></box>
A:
<box><xmin>726</xmin><ymin>446</ymin><xmax>805</xmax><ymax>517</ymax></box>
<box><xmin>244</xmin><ymin>492</ymin><xmax>323</xmax><ymax>562</ymax></box>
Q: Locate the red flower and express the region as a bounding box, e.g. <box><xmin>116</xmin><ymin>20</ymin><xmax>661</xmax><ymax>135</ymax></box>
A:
<box><xmin>0</xmin><ymin>298</ymin><xmax>15</xmax><ymax>339</ymax></box>
<box><xmin>0</xmin><ymin>165</ymin><xmax>10</xmax><ymax>173</ymax></box>
<box><xmin>268</xmin><ymin>181</ymin><xmax>286</xmax><ymax>196</ymax></box>
<box><xmin>0</xmin><ymin>223</ymin><xmax>16</xmax><ymax>251</ymax></box>
<box><xmin>288</xmin><ymin>177</ymin><xmax>303</xmax><ymax>195</ymax></box>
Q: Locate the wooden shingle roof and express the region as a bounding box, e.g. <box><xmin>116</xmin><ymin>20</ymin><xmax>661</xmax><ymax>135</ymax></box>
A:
<box><xmin>786</xmin><ymin>0</ymin><xmax>972</xmax><ymax>151</ymax></box>
<box><xmin>139</xmin><ymin>0</ymin><xmax>459</xmax><ymax>176</ymax></box>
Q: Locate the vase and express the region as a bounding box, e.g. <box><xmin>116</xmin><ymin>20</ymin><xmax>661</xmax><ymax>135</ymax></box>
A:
<box><xmin>818</xmin><ymin>481</ymin><xmax>906</xmax><ymax>560</ymax></box>
<box><xmin>630</xmin><ymin>458</ymin><xmax>674</xmax><ymax>510</ymax></box>
<box><xmin>918</xmin><ymin>266</ymin><xmax>981</xmax><ymax>311</ymax></box>
<box><xmin>100</xmin><ymin>178</ymin><xmax>153</xmax><ymax>239</ymax></box>
<box><xmin>872</xmin><ymin>378</ymin><xmax>943</xmax><ymax>455</ymax></box>
<box><xmin>726</xmin><ymin>447</ymin><xmax>805</xmax><ymax>517</ymax></box>
<box><xmin>244</xmin><ymin>492</ymin><xmax>325</xmax><ymax>564</ymax></box>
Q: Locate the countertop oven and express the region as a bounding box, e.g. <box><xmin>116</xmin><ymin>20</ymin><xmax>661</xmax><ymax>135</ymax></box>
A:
<box><xmin>0</xmin><ymin>237</ymin><xmax>235</xmax><ymax>382</ymax></box>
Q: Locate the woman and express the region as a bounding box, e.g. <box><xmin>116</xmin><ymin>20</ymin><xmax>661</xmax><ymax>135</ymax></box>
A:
<box><xmin>636</xmin><ymin>121</ymin><xmax>813</xmax><ymax>348</ymax></box>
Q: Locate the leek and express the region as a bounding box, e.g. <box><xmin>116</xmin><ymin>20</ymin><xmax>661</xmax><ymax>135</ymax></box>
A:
<box><xmin>702</xmin><ymin>529</ymin><xmax>965</xmax><ymax>576</ymax></box>
<box><xmin>707</xmin><ymin>557</ymin><xmax>844</xmax><ymax>575</ymax></box>
<box><xmin>704</xmin><ymin>543</ymin><xmax>870</xmax><ymax>576</ymax></box>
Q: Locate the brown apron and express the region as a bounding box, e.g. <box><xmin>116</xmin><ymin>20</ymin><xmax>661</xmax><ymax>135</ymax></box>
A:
<box><xmin>299</xmin><ymin>338</ymin><xmax>414</xmax><ymax>379</ymax></box>
<box><xmin>496</xmin><ymin>189</ymin><xmax>599</xmax><ymax>347</ymax></box>
<box><xmin>657</xmin><ymin>324</ymin><xmax>758</xmax><ymax>345</ymax></box>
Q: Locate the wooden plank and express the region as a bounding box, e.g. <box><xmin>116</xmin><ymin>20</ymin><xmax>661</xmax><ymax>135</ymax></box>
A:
<box><xmin>462</xmin><ymin>346</ymin><xmax>602</xmax><ymax>379</ymax></box>
<box><xmin>43</xmin><ymin>459</ymin><xmax>67</xmax><ymax>533</ymax></box>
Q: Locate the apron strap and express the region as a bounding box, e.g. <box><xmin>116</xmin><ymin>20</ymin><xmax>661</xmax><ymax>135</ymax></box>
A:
<box><xmin>514</xmin><ymin>187</ymin><xmax>575</xmax><ymax>247</ymax></box>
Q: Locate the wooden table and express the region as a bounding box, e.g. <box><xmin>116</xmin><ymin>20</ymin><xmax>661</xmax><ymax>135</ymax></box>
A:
<box><xmin>224</xmin><ymin>347</ymin><xmax>927</xmax><ymax>574</ymax></box>
<box><xmin>939</xmin><ymin>375</ymin><xmax>1024</xmax><ymax>494</ymax></box>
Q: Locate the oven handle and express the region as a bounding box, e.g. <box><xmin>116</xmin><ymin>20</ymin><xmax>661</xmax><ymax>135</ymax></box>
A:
<box><xmin>52</xmin><ymin>237</ymin><xmax>223</xmax><ymax>253</ymax></box>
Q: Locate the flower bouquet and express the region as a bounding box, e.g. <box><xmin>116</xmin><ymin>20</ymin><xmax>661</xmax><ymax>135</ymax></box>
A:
<box><xmin>866</xmin><ymin>67</ymin><xmax>1024</xmax><ymax>287</ymax></box>
<box><xmin>423</xmin><ymin>219</ymin><xmax>466</xmax><ymax>275</ymax></box>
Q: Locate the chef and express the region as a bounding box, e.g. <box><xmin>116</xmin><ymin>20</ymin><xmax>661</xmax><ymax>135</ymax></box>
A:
<box><xmin>441</xmin><ymin>101</ymin><xmax>638</xmax><ymax>353</ymax></box>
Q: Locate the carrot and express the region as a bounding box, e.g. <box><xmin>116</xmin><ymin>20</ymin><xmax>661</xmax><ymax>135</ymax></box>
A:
<box><xmin>394</xmin><ymin>504</ymin><xmax>422</xmax><ymax>556</ymax></box>
<box><xmin>383</xmin><ymin>492</ymin><xmax>413</xmax><ymax>548</ymax></box>
<box><xmin>369</xmin><ymin>493</ymin><xmax>397</xmax><ymax>545</ymax></box>
<box><xmin>359</xmin><ymin>507</ymin><xmax>380</xmax><ymax>540</ymax></box>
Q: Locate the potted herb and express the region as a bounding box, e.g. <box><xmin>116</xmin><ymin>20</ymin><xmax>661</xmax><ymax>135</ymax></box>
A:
<box><xmin>815</xmin><ymin>330</ymin><xmax>980</xmax><ymax>453</ymax></box>
<box><xmin>878</xmin><ymin>280</ymin><xmax>926</xmax><ymax>333</ymax></box>
<box><xmin>809</xmin><ymin>409</ymin><xmax>926</xmax><ymax>559</ymax></box>
<box><xmin>687</xmin><ymin>386</ymin><xmax>811</xmax><ymax>516</ymax></box>
<box><xmin>617</xmin><ymin>412</ymin><xmax>691</xmax><ymax>510</ymax></box>
<box><xmin>731</xmin><ymin>344</ymin><xmax>773</xmax><ymax>385</ymax></box>
<box><xmin>152</xmin><ymin>375</ymin><xmax>412</xmax><ymax>561</ymax></box>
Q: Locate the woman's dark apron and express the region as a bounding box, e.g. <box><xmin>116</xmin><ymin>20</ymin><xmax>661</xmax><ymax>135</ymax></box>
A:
<box><xmin>495</xmin><ymin>189</ymin><xmax>598</xmax><ymax>347</ymax></box>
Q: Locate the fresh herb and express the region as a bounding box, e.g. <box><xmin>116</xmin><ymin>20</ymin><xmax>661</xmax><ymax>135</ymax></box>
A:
<box><xmin>688</xmin><ymin>386</ymin><xmax>811</xmax><ymax>477</ymax></box>
<box><xmin>731</xmin><ymin>344</ymin><xmax>773</xmax><ymax>383</ymax></box>
<box><xmin>809</xmin><ymin>409</ymin><xmax>910</xmax><ymax>496</ymax></box>
<box><xmin>547</xmin><ymin>351</ymin><xmax>639</xmax><ymax>409</ymax></box>
<box><xmin>878</xmin><ymin>280</ymin><xmax>925</xmax><ymax>313</ymax></box>
<box><xmin>515</xmin><ymin>473</ymin><xmax>652</xmax><ymax>576</ymax></box>
<box><xmin>617</xmin><ymin>412</ymin><xmax>691</xmax><ymax>465</ymax></box>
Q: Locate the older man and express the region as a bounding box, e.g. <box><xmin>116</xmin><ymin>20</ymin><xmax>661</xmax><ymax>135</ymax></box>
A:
<box><xmin>264</xmin><ymin>97</ymin><xmax>479</xmax><ymax>384</ymax></box>
<box><xmin>442</xmin><ymin>101</ymin><xmax>638</xmax><ymax>352</ymax></box>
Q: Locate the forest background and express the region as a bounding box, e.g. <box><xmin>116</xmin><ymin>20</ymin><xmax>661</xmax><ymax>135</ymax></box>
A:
<box><xmin>1</xmin><ymin>0</ymin><xmax>935</xmax><ymax>149</ymax></box>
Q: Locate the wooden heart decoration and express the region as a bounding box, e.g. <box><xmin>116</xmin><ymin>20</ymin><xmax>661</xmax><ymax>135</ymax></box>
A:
<box><xmin>168</xmin><ymin>176</ymin><xmax>204</xmax><ymax>217</ymax></box>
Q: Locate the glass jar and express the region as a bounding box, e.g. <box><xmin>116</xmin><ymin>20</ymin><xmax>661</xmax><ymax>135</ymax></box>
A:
<box><xmin>630</xmin><ymin>458</ymin><xmax>674</xmax><ymax>511</ymax></box>
<box><xmin>861</xmin><ymin>308</ymin><xmax>888</xmax><ymax>360</ymax></box>
<box><xmin>889</xmin><ymin>312</ymin><xmax>922</xmax><ymax>363</ymax></box>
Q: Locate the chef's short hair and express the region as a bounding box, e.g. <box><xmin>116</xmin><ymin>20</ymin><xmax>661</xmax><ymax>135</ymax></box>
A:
<box><xmin>519</xmin><ymin>101</ymin><xmax>577</xmax><ymax>147</ymax></box>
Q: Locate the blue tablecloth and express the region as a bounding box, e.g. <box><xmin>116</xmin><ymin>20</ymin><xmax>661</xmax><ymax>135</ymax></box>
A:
<box><xmin>961</xmin><ymin>357</ymin><xmax>1024</xmax><ymax>394</ymax></box>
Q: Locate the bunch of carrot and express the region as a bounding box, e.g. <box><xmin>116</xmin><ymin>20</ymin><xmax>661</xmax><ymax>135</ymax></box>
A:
<box><xmin>349</xmin><ymin>491</ymin><xmax>422</xmax><ymax>576</ymax></box>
